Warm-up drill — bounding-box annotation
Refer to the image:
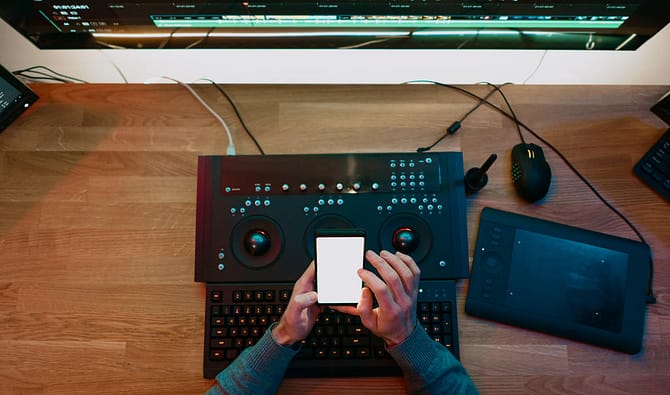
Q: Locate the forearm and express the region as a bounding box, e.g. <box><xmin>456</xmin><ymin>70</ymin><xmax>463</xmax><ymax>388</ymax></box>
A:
<box><xmin>206</xmin><ymin>323</ymin><xmax>299</xmax><ymax>395</ymax></box>
<box><xmin>387</xmin><ymin>325</ymin><xmax>478</xmax><ymax>395</ymax></box>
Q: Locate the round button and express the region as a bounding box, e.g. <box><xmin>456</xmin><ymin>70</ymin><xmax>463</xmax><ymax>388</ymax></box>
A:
<box><xmin>353</xmin><ymin>183</ymin><xmax>361</xmax><ymax>191</ymax></box>
<box><xmin>318</xmin><ymin>183</ymin><xmax>326</xmax><ymax>191</ymax></box>
<box><xmin>327</xmin><ymin>199</ymin><xmax>335</xmax><ymax>205</ymax></box>
<box><xmin>255</xmin><ymin>185</ymin><xmax>262</xmax><ymax>192</ymax></box>
<box><xmin>371</xmin><ymin>182</ymin><xmax>380</xmax><ymax>190</ymax></box>
<box><xmin>336</xmin><ymin>183</ymin><xmax>344</xmax><ymax>191</ymax></box>
<box><xmin>337</xmin><ymin>199</ymin><xmax>344</xmax><ymax>205</ymax></box>
<box><xmin>300</xmin><ymin>183</ymin><xmax>307</xmax><ymax>191</ymax></box>
<box><xmin>282</xmin><ymin>184</ymin><xmax>290</xmax><ymax>191</ymax></box>
<box><xmin>426</xmin><ymin>158</ymin><xmax>433</xmax><ymax>164</ymax></box>
<box><xmin>263</xmin><ymin>200</ymin><xmax>271</xmax><ymax>207</ymax></box>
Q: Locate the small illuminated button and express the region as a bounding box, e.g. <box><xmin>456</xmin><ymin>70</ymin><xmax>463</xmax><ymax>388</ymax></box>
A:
<box><xmin>282</xmin><ymin>184</ymin><xmax>290</xmax><ymax>191</ymax></box>
<box><xmin>245</xmin><ymin>200</ymin><xmax>252</xmax><ymax>207</ymax></box>
<box><xmin>353</xmin><ymin>183</ymin><xmax>361</xmax><ymax>191</ymax></box>
<box><xmin>410</xmin><ymin>198</ymin><xmax>417</xmax><ymax>204</ymax></box>
<box><xmin>240</xmin><ymin>208</ymin><xmax>246</xmax><ymax>214</ymax></box>
<box><xmin>409</xmin><ymin>162</ymin><xmax>416</xmax><ymax>168</ymax></box>
<box><xmin>263</xmin><ymin>200</ymin><xmax>271</xmax><ymax>207</ymax></box>
<box><xmin>400</xmin><ymin>162</ymin><xmax>406</xmax><ymax>167</ymax></box>
<box><xmin>218</xmin><ymin>252</ymin><xmax>225</xmax><ymax>260</ymax></box>
<box><xmin>401</xmin><ymin>198</ymin><xmax>408</xmax><ymax>204</ymax></box>
<box><xmin>318</xmin><ymin>183</ymin><xmax>326</xmax><ymax>191</ymax></box>
<box><xmin>230</xmin><ymin>208</ymin><xmax>237</xmax><ymax>214</ymax></box>
<box><xmin>327</xmin><ymin>199</ymin><xmax>335</xmax><ymax>206</ymax></box>
<box><xmin>427</xmin><ymin>204</ymin><xmax>434</xmax><ymax>211</ymax></box>
<box><xmin>225</xmin><ymin>187</ymin><xmax>232</xmax><ymax>193</ymax></box>
<box><xmin>336</xmin><ymin>183</ymin><xmax>344</xmax><ymax>191</ymax></box>
<box><xmin>264</xmin><ymin>185</ymin><xmax>271</xmax><ymax>192</ymax></box>
<box><xmin>390</xmin><ymin>162</ymin><xmax>397</xmax><ymax>168</ymax></box>
<box><xmin>254</xmin><ymin>200</ymin><xmax>262</xmax><ymax>207</ymax></box>
<box><xmin>303</xmin><ymin>207</ymin><xmax>310</xmax><ymax>213</ymax></box>
<box><xmin>371</xmin><ymin>182</ymin><xmax>380</xmax><ymax>190</ymax></box>
<box><xmin>337</xmin><ymin>199</ymin><xmax>344</xmax><ymax>205</ymax></box>
<box><xmin>300</xmin><ymin>183</ymin><xmax>308</xmax><ymax>191</ymax></box>
<box><xmin>391</xmin><ymin>198</ymin><xmax>398</xmax><ymax>204</ymax></box>
<box><xmin>426</xmin><ymin>158</ymin><xmax>433</xmax><ymax>164</ymax></box>
<box><xmin>318</xmin><ymin>199</ymin><xmax>325</xmax><ymax>206</ymax></box>
<box><xmin>377</xmin><ymin>205</ymin><xmax>383</xmax><ymax>211</ymax></box>
<box><xmin>255</xmin><ymin>185</ymin><xmax>262</xmax><ymax>192</ymax></box>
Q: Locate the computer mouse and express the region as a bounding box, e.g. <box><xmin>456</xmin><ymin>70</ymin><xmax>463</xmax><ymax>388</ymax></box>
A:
<box><xmin>511</xmin><ymin>143</ymin><xmax>552</xmax><ymax>202</ymax></box>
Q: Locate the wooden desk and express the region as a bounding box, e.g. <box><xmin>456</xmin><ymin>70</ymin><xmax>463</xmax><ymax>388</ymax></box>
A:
<box><xmin>1</xmin><ymin>83</ymin><xmax>668</xmax><ymax>394</ymax></box>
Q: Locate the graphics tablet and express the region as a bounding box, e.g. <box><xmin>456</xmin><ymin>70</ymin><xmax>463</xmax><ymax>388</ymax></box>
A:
<box><xmin>466</xmin><ymin>207</ymin><xmax>650</xmax><ymax>354</ymax></box>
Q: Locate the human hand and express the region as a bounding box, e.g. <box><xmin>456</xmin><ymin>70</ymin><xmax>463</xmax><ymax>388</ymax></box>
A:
<box><xmin>272</xmin><ymin>262</ymin><xmax>320</xmax><ymax>346</ymax></box>
<box><xmin>334</xmin><ymin>250</ymin><xmax>421</xmax><ymax>347</ymax></box>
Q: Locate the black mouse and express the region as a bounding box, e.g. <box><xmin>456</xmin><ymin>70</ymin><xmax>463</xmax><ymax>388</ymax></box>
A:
<box><xmin>511</xmin><ymin>143</ymin><xmax>551</xmax><ymax>202</ymax></box>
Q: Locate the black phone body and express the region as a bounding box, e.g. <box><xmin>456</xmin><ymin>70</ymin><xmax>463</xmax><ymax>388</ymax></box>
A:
<box><xmin>314</xmin><ymin>228</ymin><xmax>366</xmax><ymax>305</ymax></box>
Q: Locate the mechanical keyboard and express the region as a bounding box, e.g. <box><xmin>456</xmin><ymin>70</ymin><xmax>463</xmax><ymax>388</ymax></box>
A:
<box><xmin>634</xmin><ymin>128</ymin><xmax>670</xmax><ymax>201</ymax></box>
<box><xmin>203</xmin><ymin>280</ymin><xmax>460</xmax><ymax>378</ymax></box>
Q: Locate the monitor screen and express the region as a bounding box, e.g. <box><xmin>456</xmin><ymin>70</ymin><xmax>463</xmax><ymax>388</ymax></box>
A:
<box><xmin>1</xmin><ymin>1</ymin><xmax>668</xmax><ymax>50</ymax></box>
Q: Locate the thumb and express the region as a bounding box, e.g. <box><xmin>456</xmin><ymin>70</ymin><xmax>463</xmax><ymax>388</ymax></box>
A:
<box><xmin>292</xmin><ymin>291</ymin><xmax>318</xmax><ymax>308</ymax></box>
<box><xmin>357</xmin><ymin>287</ymin><xmax>375</xmax><ymax>328</ymax></box>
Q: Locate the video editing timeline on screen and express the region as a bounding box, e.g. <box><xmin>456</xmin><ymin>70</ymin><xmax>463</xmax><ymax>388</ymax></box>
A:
<box><xmin>194</xmin><ymin>152</ymin><xmax>469</xmax><ymax>377</ymax></box>
<box><xmin>3</xmin><ymin>1</ymin><xmax>667</xmax><ymax>49</ymax></box>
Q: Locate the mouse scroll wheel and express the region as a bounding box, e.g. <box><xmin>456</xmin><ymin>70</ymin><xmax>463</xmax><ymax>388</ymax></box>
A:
<box><xmin>526</xmin><ymin>149</ymin><xmax>535</xmax><ymax>159</ymax></box>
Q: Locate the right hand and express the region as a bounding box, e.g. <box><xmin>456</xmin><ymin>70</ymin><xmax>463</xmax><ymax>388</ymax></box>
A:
<box><xmin>333</xmin><ymin>250</ymin><xmax>421</xmax><ymax>347</ymax></box>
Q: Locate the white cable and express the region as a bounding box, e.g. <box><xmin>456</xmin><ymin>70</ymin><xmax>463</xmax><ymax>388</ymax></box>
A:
<box><xmin>160</xmin><ymin>76</ymin><xmax>236</xmax><ymax>155</ymax></box>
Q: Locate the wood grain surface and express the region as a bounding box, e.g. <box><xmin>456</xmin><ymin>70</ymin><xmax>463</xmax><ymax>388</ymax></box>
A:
<box><xmin>0</xmin><ymin>83</ymin><xmax>668</xmax><ymax>394</ymax></box>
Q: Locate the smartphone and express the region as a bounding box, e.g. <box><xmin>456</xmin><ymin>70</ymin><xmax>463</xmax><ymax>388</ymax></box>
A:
<box><xmin>314</xmin><ymin>228</ymin><xmax>366</xmax><ymax>305</ymax></box>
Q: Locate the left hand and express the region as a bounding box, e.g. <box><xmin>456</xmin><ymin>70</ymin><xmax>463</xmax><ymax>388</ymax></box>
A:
<box><xmin>272</xmin><ymin>262</ymin><xmax>320</xmax><ymax>346</ymax></box>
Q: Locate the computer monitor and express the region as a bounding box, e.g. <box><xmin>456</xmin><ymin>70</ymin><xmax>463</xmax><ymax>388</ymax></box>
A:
<box><xmin>1</xmin><ymin>1</ymin><xmax>669</xmax><ymax>50</ymax></box>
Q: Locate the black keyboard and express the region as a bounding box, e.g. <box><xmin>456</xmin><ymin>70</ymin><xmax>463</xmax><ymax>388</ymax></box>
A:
<box><xmin>203</xmin><ymin>280</ymin><xmax>460</xmax><ymax>378</ymax></box>
<box><xmin>634</xmin><ymin>128</ymin><xmax>670</xmax><ymax>201</ymax></box>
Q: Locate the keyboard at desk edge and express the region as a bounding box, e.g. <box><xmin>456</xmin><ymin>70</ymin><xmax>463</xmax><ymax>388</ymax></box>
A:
<box><xmin>203</xmin><ymin>280</ymin><xmax>460</xmax><ymax>379</ymax></box>
<box><xmin>634</xmin><ymin>128</ymin><xmax>670</xmax><ymax>201</ymax></box>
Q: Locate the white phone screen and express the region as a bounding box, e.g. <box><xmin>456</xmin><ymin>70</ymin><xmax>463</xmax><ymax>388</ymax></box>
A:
<box><xmin>315</xmin><ymin>235</ymin><xmax>365</xmax><ymax>304</ymax></box>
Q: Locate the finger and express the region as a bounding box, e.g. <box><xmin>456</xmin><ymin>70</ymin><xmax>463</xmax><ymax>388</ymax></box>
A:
<box><xmin>357</xmin><ymin>267</ymin><xmax>396</xmax><ymax>312</ymax></box>
<box><xmin>365</xmin><ymin>250</ymin><xmax>406</xmax><ymax>304</ymax></box>
<box><xmin>293</xmin><ymin>291</ymin><xmax>318</xmax><ymax>308</ymax></box>
<box><xmin>357</xmin><ymin>287</ymin><xmax>376</xmax><ymax>329</ymax></box>
<box><xmin>392</xmin><ymin>251</ymin><xmax>422</xmax><ymax>295</ymax></box>
<box><xmin>380</xmin><ymin>250</ymin><xmax>418</xmax><ymax>294</ymax></box>
<box><xmin>330</xmin><ymin>305</ymin><xmax>359</xmax><ymax>316</ymax></box>
<box><xmin>293</xmin><ymin>261</ymin><xmax>316</xmax><ymax>293</ymax></box>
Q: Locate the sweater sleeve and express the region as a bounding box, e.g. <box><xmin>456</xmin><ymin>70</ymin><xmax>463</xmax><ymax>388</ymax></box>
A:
<box><xmin>206</xmin><ymin>323</ymin><xmax>299</xmax><ymax>395</ymax></box>
<box><xmin>386</xmin><ymin>324</ymin><xmax>479</xmax><ymax>395</ymax></box>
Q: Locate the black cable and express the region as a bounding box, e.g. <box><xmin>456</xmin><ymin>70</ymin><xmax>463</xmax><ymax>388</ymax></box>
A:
<box><xmin>413</xmin><ymin>80</ymin><xmax>656</xmax><ymax>304</ymax></box>
<box><xmin>13</xmin><ymin>65</ymin><xmax>88</xmax><ymax>83</ymax></box>
<box><xmin>201</xmin><ymin>79</ymin><xmax>266</xmax><ymax>155</ymax></box>
<box><xmin>416</xmin><ymin>84</ymin><xmax>501</xmax><ymax>153</ymax></box>
<box><xmin>484</xmin><ymin>82</ymin><xmax>526</xmax><ymax>144</ymax></box>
